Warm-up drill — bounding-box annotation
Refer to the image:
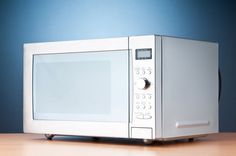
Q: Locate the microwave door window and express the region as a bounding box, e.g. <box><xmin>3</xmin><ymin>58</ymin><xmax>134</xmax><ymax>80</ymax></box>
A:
<box><xmin>33</xmin><ymin>51</ymin><xmax>129</xmax><ymax>122</ymax></box>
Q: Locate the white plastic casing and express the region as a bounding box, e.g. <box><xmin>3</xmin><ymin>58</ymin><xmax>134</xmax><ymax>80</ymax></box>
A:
<box><xmin>24</xmin><ymin>35</ymin><xmax>219</xmax><ymax>141</ymax></box>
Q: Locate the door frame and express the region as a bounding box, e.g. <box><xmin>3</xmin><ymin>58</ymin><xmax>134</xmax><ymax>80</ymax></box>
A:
<box><xmin>23</xmin><ymin>37</ymin><xmax>130</xmax><ymax>138</ymax></box>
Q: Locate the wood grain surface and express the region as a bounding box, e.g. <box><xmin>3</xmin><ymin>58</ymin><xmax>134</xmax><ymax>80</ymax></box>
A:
<box><xmin>0</xmin><ymin>133</ymin><xmax>235</xmax><ymax>156</ymax></box>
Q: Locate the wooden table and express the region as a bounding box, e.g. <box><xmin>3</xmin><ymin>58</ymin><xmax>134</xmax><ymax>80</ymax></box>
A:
<box><xmin>0</xmin><ymin>133</ymin><xmax>235</xmax><ymax>156</ymax></box>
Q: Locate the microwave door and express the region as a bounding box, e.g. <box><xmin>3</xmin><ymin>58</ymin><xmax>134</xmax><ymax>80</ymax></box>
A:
<box><xmin>32</xmin><ymin>50</ymin><xmax>129</xmax><ymax>137</ymax></box>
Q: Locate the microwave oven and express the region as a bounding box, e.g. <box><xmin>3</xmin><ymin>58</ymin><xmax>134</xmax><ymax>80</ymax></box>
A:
<box><xmin>24</xmin><ymin>35</ymin><xmax>218</xmax><ymax>144</ymax></box>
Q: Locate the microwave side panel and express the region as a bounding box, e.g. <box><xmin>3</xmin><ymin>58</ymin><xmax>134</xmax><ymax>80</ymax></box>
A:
<box><xmin>161</xmin><ymin>37</ymin><xmax>219</xmax><ymax>139</ymax></box>
<box><xmin>154</xmin><ymin>35</ymin><xmax>162</xmax><ymax>139</ymax></box>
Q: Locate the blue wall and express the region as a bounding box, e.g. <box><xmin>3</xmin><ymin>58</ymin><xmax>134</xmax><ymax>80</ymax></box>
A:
<box><xmin>0</xmin><ymin>0</ymin><xmax>236</xmax><ymax>132</ymax></box>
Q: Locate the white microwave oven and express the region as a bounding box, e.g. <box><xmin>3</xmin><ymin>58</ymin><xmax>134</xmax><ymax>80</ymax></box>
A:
<box><xmin>24</xmin><ymin>35</ymin><xmax>218</xmax><ymax>144</ymax></box>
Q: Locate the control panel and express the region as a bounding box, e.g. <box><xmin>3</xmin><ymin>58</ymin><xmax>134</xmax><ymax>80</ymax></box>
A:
<box><xmin>129</xmin><ymin>35</ymin><xmax>156</xmax><ymax>139</ymax></box>
<box><xmin>133</xmin><ymin>64</ymin><xmax>154</xmax><ymax>120</ymax></box>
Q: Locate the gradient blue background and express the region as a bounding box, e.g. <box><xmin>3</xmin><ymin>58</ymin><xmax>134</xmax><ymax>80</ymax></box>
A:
<box><xmin>0</xmin><ymin>0</ymin><xmax>236</xmax><ymax>132</ymax></box>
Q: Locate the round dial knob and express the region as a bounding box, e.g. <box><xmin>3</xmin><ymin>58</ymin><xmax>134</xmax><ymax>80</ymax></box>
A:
<box><xmin>136</xmin><ymin>78</ymin><xmax>150</xmax><ymax>90</ymax></box>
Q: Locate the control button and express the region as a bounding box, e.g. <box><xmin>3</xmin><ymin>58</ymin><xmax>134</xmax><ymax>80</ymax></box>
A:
<box><xmin>147</xmin><ymin>68</ymin><xmax>152</xmax><ymax>74</ymax></box>
<box><xmin>142</xmin><ymin>105</ymin><xmax>146</xmax><ymax>109</ymax></box>
<box><xmin>147</xmin><ymin>94</ymin><xmax>152</xmax><ymax>99</ymax></box>
<box><xmin>136</xmin><ymin>102</ymin><xmax>140</xmax><ymax>106</ymax></box>
<box><xmin>142</xmin><ymin>70</ymin><xmax>145</xmax><ymax>75</ymax></box>
<box><xmin>142</xmin><ymin>94</ymin><xmax>146</xmax><ymax>99</ymax></box>
<box><xmin>136</xmin><ymin>105</ymin><xmax>140</xmax><ymax>109</ymax></box>
<box><xmin>135</xmin><ymin>94</ymin><xmax>140</xmax><ymax>99</ymax></box>
<box><xmin>147</xmin><ymin>105</ymin><xmax>152</xmax><ymax>109</ymax></box>
<box><xmin>143</xmin><ymin>115</ymin><xmax>152</xmax><ymax>119</ymax></box>
<box><xmin>136</xmin><ymin>113</ymin><xmax>144</xmax><ymax>119</ymax></box>
<box><xmin>136</xmin><ymin>78</ymin><xmax>150</xmax><ymax>90</ymax></box>
<box><xmin>135</xmin><ymin>68</ymin><xmax>140</xmax><ymax>75</ymax></box>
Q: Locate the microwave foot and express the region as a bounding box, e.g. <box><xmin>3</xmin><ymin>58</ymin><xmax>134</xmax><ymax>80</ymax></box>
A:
<box><xmin>188</xmin><ymin>138</ymin><xmax>194</xmax><ymax>142</ymax></box>
<box><xmin>143</xmin><ymin>139</ymin><xmax>153</xmax><ymax>145</ymax></box>
<box><xmin>45</xmin><ymin>134</ymin><xmax>55</xmax><ymax>140</ymax></box>
<box><xmin>92</xmin><ymin>137</ymin><xmax>100</xmax><ymax>141</ymax></box>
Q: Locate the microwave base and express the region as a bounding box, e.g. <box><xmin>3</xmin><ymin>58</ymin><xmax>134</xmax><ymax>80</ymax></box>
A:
<box><xmin>43</xmin><ymin>133</ymin><xmax>208</xmax><ymax>145</ymax></box>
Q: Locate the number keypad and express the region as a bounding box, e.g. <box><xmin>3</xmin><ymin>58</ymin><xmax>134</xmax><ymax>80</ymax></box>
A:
<box><xmin>134</xmin><ymin>65</ymin><xmax>154</xmax><ymax>121</ymax></box>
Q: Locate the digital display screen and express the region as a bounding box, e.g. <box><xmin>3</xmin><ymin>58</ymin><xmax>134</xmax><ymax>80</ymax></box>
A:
<box><xmin>136</xmin><ymin>49</ymin><xmax>152</xmax><ymax>60</ymax></box>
